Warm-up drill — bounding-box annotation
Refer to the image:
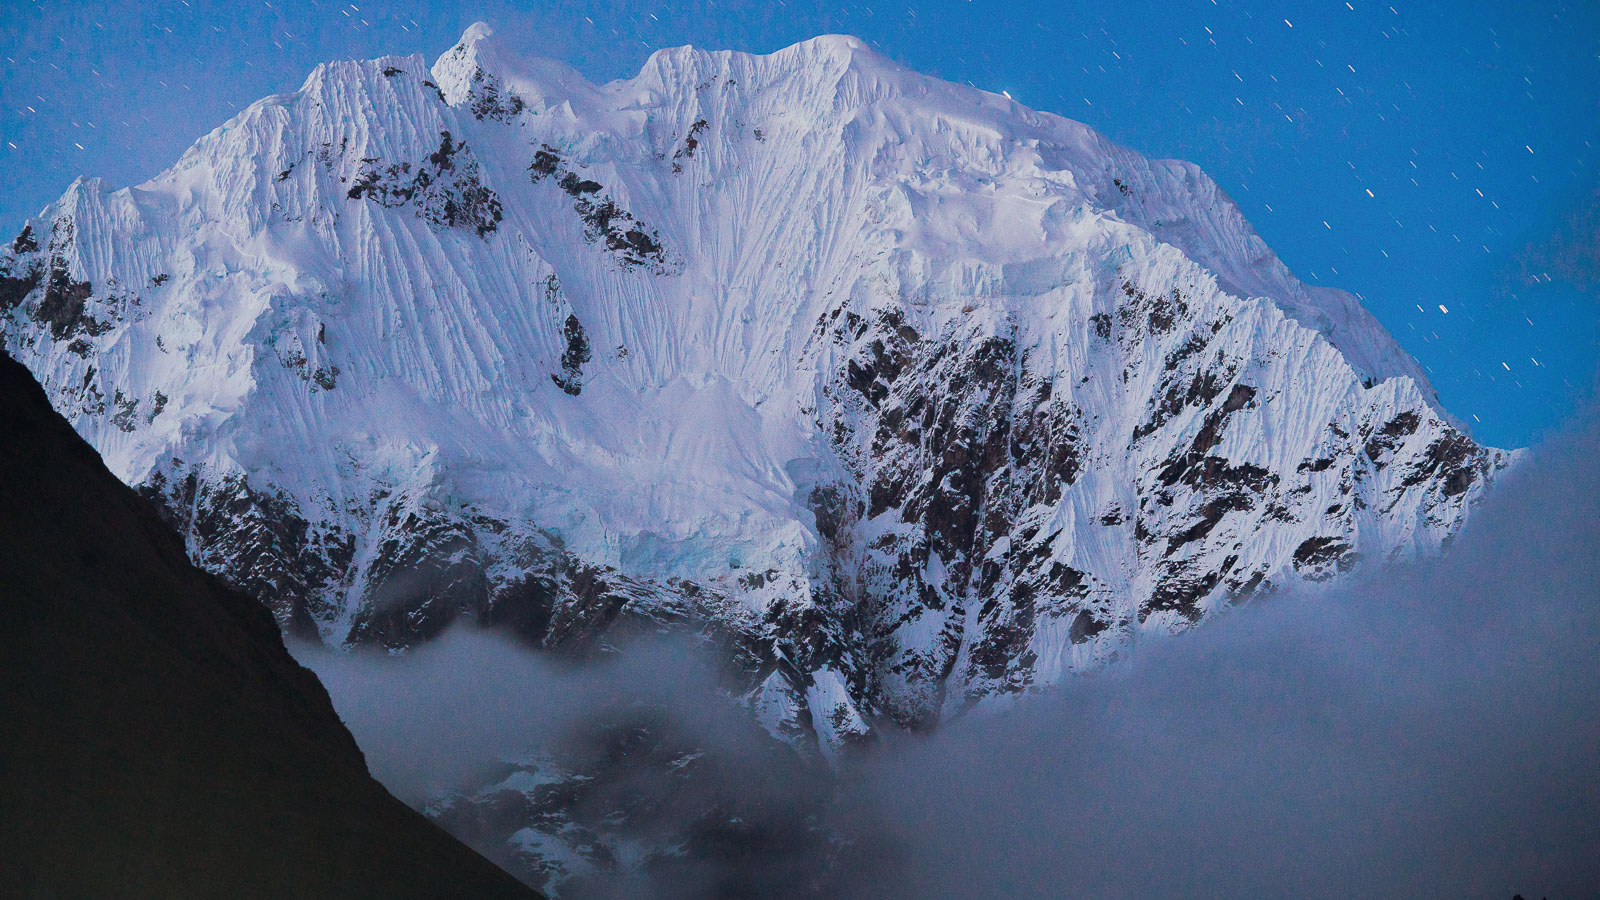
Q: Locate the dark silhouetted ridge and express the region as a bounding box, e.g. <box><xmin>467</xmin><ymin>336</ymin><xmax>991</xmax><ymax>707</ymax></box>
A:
<box><xmin>0</xmin><ymin>348</ymin><xmax>538</xmax><ymax>898</ymax></box>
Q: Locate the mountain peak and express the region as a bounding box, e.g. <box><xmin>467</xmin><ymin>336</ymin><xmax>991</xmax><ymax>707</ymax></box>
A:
<box><xmin>0</xmin><ymin>23</ymin><xmax>1512</xmax><ymax>755</ymax></box>
<box><xmin>783</xmin><ymin>33</ymin><xmax>872</xmax><ymax>58</ymax></box>
<box><xmin>432</xmin><ymin>20</ymin><xmax>514</xmax><ymax>105</ymax></box>
<box><xmin>458</xmin><ymin>20</ymin><xmax>496</xmax><ymax>46</ymax></box>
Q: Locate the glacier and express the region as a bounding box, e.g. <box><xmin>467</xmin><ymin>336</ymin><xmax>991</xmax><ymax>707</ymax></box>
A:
<box><xmin>0</xmin><ymin>25</ymin><xmax>1511</xmax><ymax>751</ymax></box>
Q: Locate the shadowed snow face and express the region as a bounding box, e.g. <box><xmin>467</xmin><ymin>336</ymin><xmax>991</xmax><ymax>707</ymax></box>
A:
<box><xmin>301</xmin><ymin>415</ymin><xmax>1598</xmax><ymax>898</ymax></box>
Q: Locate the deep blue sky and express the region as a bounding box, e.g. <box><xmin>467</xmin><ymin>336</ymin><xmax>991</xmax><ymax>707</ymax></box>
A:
<box><xmin>2</xmin><ymin>0</ymin><xmax>1596</xmax><ymax>447</ymax></box>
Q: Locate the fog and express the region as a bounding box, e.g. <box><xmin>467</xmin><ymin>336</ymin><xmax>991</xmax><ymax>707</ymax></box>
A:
<box><xmin>301</xmin><ymin>632</ymin><xmax>740</xmax><ymax>806</ymax></box>
<box><xmin>295</xmin><ymin>629</ymin><xmax>845</xmax><ymax>897</ymax></box>
<box><xmin>841</xmin><ymin>417</ymin><xmax>1600</xmax><ymax>898</ymax></box>
<box><xmin>298</xmin><ymin>416</ymin><xmax>1599</xmax><ymax>898</ymax></box>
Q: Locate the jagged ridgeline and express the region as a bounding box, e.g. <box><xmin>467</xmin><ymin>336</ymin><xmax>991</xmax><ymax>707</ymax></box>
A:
<box><xmin>0</xmin><ymin>24</ymin><xmax>1510</xmax><ymax>756</ymax></box>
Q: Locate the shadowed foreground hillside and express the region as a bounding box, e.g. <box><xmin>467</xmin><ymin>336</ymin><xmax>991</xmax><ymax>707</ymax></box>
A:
<box><xmin>0</xmin><ymin>348</ymin><xmax>538</xmax><ymax>898</ymax></box>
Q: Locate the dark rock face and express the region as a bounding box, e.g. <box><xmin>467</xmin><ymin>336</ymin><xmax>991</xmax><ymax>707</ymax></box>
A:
<box><xmin>1365</xmin><ymin>410</ymin><xmax>1421</xmax><ymax>464</ymax></box>
<box><xmin>528</xmin><ymin>144</ymin><xmax>673</xmax><ymax>272</ymax></box>
<box><xmin>466</xmin><ymin>69</ymin><xmax>526</xmax><ymax>121</ymax></box>
<box><xmin>1292</xmin><ymin>536</ymin><xmax>1356</xmax><ymax>580</ymax></box>
<box><xmin>353</xmin><ymin>509</ymin><xmax>490</xmax><ymax>647</ymax></box>
<box><xmin>348</xmin><ymin>130</ymin><xmax>505</xmax><ymax>237</ymax></box>
<box><xmin>11</xmin><ymin>223</ymin><xmax>38</xmax><ymax>254</ymax></box>
<box><xmin>1408</xmin><ymin>432</ymin><xmax>1483</xmax><ymax>497</ymax></box>
<box><xmin>671</xmin><ymin>117</ymin><xmax>710</xmax><ymax>172</ymax></box>
<box><xmin>800</xmin><ymin>264</ymin><xmax>1511</xmax><ymax>725</ymax></box>
<box><xmin>35</xmin><ymin>255</ymin><xmax>98</xmax><ymax>340</ymax></box>
<box><xmin>551</xmin><ymin>313</ymin><xmax>592</xmax><ymax>395</ymax></box>
<box><xmin>0</xmin><ymin>256</ymin><xmax>41</xmax><ymax>313</ymax></box>
<box><xmin>132</xmin><ymin>466</ymin><xmax>763</xmax><ymax>662</ymax></box>
<box><xmin>820</xmin><ymin>305</ymin><xmax>1114</xmax><ymax>724</ymax></box>
<box><xmin>0</xmin><ymin>349</ymin><xmax>538</xmax><ymax>899</ymax></box>
<box><xmin>427</xmin><ymin>703</ymin><xmax>841</xmax><ymax>897</ymax></box>
<box><xmin>2</xmin><ymin>217</ymin><xmax>138</xmax><ymax>368</ymax></box>
<box><xmin>139</xmin><ymin>466</ymin><xmax>353</xmax><ymax>641</ymax></box>
<box><xmin>2</xmin><ymin>218</ymin><xmax>100</xmax><ymax>339</ymax></box>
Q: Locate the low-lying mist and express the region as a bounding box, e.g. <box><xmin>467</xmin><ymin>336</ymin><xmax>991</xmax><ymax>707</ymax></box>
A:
<box><xmin>295</xmin><ymin>627</ymin><xmax>846</xmax><ymax>896</ymax></box>
<box><xmin>300</xmin><ymin>633</ymin><xmax>750</xmax><ymax>807</ymax></box>
<box><xmin>297</xmin><ymin>417</ymin><xmax>1599</xmax><ymax>898</ymax></box>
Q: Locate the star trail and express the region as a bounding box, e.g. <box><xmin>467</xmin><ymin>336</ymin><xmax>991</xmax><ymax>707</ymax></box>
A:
<box><xmin>2</xmin><ymin>0</ymin><xmax>1595</xmax><ymax>445</ymax></box>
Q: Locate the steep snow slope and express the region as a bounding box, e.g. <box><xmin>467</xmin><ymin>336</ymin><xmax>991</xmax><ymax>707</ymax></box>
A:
<box><xmin>0</xmin><ymin>26</ymin><xmax>1509</xmax><ymax>747</ymax></box>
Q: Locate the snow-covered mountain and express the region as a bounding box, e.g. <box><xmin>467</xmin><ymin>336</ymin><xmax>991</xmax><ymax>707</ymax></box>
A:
<box><xmin>1</xmin><ymin>25</ymin><xmax>1510</xmax><ymax>751</ymax></box>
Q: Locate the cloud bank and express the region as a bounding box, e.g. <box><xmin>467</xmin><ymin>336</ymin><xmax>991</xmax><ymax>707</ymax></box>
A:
<box><xmin>841</xmin><ymin>416</ymin><xmax>1599</xmax><ymax>898</ymax></box>
<box><xmin>300</xmin><ymin>416</ymin><xmax>1599</xmax><ymax>898</ymax></box>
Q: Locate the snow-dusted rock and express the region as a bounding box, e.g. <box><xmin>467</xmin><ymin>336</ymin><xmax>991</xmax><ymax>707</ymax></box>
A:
<box><xmin>1</xmin><ymin>26</ymin><xmax>1511</xmax><ymax>749</ymax></box>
